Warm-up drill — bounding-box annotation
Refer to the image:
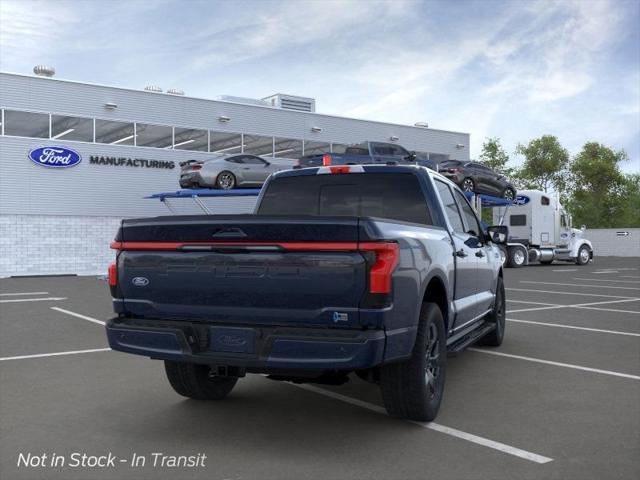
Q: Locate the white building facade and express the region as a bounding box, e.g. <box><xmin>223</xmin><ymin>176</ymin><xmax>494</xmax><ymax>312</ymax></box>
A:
<box><xmin>0</xmin><ymin>72</ymin><xmax>470</xmax><ymax>277</ymax></box>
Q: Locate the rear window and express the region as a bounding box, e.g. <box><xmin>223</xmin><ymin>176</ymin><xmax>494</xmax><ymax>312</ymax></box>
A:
<box><xmin>345</xmin><ymin>147</ymin><xmax>369</xmax><ymax>156</ymax></box>
<box><xmin>258</xmin><ymin>173</ymin><xmax>432</xmax><ymax>225</ymax></box>
<box><xmin>510</xmin><ymin>215</ymin><xmax>527</xmax><ymax>226</ymax></box>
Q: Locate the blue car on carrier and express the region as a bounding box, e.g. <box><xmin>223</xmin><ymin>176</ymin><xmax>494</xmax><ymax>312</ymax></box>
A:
<box><xmin>106</xmin><ymin>164</ymin><xmax>507</xmax><ymax>421</ymax></box>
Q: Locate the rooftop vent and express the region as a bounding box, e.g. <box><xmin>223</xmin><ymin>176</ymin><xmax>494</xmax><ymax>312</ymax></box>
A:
<box><xmin>414</xmin><ymin>122</ymin><xmax>429</xmax><ymax>128</ymax></box>
<box><xmin>144</xmin><ymin>85</ymin><xmax>163</xmax><ymax>93</ymax></box>
<box><xmin>33</xmin><ymin>65</ymin><xmax>55</xmax><ymax>77</ymax></box>
<box><xmin>262</xmin><ymin>94</ymin><xmax>316</xmax><ymax>113</ymax></box>
<box><xmin>167</xmin><ymin>88</ymin><xmax>185</xmax><ymax>96</ymax></box>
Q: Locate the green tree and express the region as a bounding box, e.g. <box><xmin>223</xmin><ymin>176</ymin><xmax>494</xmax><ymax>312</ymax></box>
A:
<box><xmin>566</xmin><ymin>142</ymin><xmax>631</xmax><ymax>228</ymax></box>
<box><xmin>479</xmin><ymin>137</ymin><xmax>513</xmax><ymax>176</ymax></box>
<box><xmin>515</xmin><ymin>135</ymin><xmax>570</xmax><ymax>193</ymax></box>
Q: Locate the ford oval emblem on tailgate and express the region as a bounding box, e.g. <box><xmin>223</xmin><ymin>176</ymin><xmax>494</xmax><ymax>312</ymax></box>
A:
<box><xmin>28</xmin><ymin>146</ymin><xmax>82</xmax><ymax>168</ymax></box>
<box><xmin>132</xmin><ymin>277</ymin><xmax>149</xmax><ymax>287</ymax></box>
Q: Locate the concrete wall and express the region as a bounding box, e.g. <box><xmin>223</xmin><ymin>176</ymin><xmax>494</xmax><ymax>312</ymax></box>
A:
<box><xmin>587</xmin><ymin>228</ymin><xmax>640</xmax><ymax>257</ymax></box>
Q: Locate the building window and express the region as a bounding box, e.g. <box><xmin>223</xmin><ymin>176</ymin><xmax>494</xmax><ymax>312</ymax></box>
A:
<box><xmin>95</xmin><ymin>119</ymin><xmax>135</xmax><ymax>145</ymax></box>
<box><xmin>244</xmin><ymin>134</ymin><xmax>274</xmax><ymax>156</ymax></box>
<box><xmin>173</xmin><ymin>127</ymin><xmax>208</xmax><ymax>151</ymax></box>
<box><xmin>3</xmin><ymin>110</ymin><xmax>49</xmax><ymax>138</ymax></box>
<box><xmin>303</xmin><ymin>140</ymin><xmax>330</xmax><ymax>156</ymax></box>
<box><xmin>51</xmin><ymin>114</ymin><xmax>94</xmax><ymax>142</ymax></box>
<box><xmin>331</xmin><ymin>143</ymin><xmax>348</xmax><ymax>154</ymax></box>
<box><xmin>135</xmin><ymin>123</ymin><xmax>173</xmax><ymax>148</ymax></box>
<box><xmin>273</xmin><ymin>137</ymin><xmax>303</xmax><ymax>158</ymax></box>
<box><xmin>210</xmin><ymin>131</ymin><xmax>243</xmax><ymax>154</ymax></box>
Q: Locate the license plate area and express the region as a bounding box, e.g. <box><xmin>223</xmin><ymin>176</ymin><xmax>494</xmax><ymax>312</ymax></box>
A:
<box><xmin>209</xmin><ymin>327</ymin><xmax>255</xmax><ymax>354</ymax></box>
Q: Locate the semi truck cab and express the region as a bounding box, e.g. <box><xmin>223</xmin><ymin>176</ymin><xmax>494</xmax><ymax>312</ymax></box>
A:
<box><xmin>493</xmin><ymin>190</ymin><xmax>593</xmax><ymax>267</ymax></box>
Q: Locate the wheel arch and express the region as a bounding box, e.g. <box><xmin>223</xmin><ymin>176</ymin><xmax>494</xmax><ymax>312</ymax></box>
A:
<box><xmin>421</xmin><ymin>274</ymin><xmax>450</xmax><ymax>333</ymax></box>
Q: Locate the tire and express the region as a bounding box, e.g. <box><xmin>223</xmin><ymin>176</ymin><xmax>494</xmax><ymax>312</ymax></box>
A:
<box><xmin>478</xmin><ymin>277</ymin><xmax>506</xmax><ymax>347</ymax></box>
<box><xmin>498</xmin><ymin>245</ymin><xmax>507</xmax><ymax>266</ymax></box>
<box><xmin>380</xmin><ymin>303</ymin><xmax>446</xmax><ymax>422</ymax></box>
<box><xmin>164</xmin><ymin>361</ymin><xmax>238</xmax><ymax>400</ymax></box>
<box><xmin>506</xmin><ymin>246</ymin><xmax>526</xmax><ymax>268</ymax></box>
<box><xmin>502</xmin><ymin>187</ymin><xmax>516</xmax><ymax>201</ymax></box>
<box><xmin>576</xmin><ymin>245</ymin><xmax>591</xmax><ymax>265</ymax></box>
<box><xmin>215</xmin><ymin>171</ymin><xmax>236</xmax><ymax>190</ymax></box>
<box><xmin>461</xmin><ymin>177</ymin><xmax>475</xmax><ymax>192</ymax></box>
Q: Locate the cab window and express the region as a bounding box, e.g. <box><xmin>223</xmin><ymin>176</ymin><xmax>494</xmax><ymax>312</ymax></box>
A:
<box><xmin>434</xmin><ymin>180</ymin><xmax>465</xmax><ymax>234</ymax></box>
<box><xmin>453</xmin><ymin>189</ymin><xmax>482</xmax><ymax>237</ymax></box>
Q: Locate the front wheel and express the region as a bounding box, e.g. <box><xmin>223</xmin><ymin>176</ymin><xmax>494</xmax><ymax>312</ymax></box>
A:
<box><xmin>380</xmin><ymin>303</ymin><xmax>446</xmax><ymax>422</ymax></box>
<box><xmin>164</xmin><ymin>361</ymin><xmax>238</xmax><ymax>400</ymax></box>
<box><xmin>506</xmin><ymin>246</ymin><xmax>526</xmax><ymax>268</ymax></box>
<box><xmin>216</xmin><ymin>171</ymin><xmax>236</xmax><ymax>190</ymax></box>
<box><xmin>502</xmin><ymin>187</ymin><xmax>516</xmax><ymax>201</ymax></box>
<box><xmin>576</xmin><ymin>245</ymin><xmax>591</xmax><ymax>265</ymax></box>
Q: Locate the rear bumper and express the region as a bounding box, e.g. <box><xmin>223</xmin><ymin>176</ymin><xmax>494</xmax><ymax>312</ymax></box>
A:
<box><xmin>106</xmin><ymin>317</ymin><xmax>386</xmax><ymax>371</ymax></box>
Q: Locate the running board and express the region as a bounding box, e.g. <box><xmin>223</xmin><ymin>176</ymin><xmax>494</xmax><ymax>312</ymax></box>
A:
<box><xmin>447</xmin><ymin>323</ymin><xmax>495</xmax><ymax>355</ymax></box>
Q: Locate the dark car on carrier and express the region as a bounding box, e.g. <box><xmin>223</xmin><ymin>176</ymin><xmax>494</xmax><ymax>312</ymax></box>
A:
<box><xmin>439</xmin><ymin>160</ymin><xmax>516</xmax><ymax>200</ymax></box>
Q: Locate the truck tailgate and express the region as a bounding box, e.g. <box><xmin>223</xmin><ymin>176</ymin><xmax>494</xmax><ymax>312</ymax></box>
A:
<box><xmin>111</xmin><ymin>215</ymin><xmax>382</xmax><ymax>328</ymax></box>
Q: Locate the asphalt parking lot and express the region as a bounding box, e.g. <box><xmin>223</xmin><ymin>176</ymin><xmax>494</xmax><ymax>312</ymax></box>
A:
<box><xmin>1</xmin><ymin>257</ymin><xmax>639</xmax><ymax>480</ymax></box>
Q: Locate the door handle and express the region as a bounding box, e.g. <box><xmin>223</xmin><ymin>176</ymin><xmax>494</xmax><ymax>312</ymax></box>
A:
<box><xmin>475</xmin><ymin>251</ymin><xmax>485</xmax><ymax>258</ymax></box>
<box><xmin>455</xmin><ymin>249</ymin><xmax>468</xmax><ymax>258</ymax></box>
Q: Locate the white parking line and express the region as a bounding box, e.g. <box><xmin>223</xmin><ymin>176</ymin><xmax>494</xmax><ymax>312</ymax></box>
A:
<box><xmin>0</xmin><ymin>291</ymin><xmax>49</xmax><ymax>296</ymax></box>
<box><xmin>51</xmin><ymin>307</ymin><xmax>106</xmax><ymax>326</ymax></box>
<box><xmin>288</xmin><ymin>383</ymin><xmax>553</xmax><ymax>464</ymax></box>
<box><xmin>621</xmin><ymin>275</ymin><xmax>640</xmax><ymax>279</ymax></box>
<box><xmin>0</xmin><ymin>297</ymin><xmax>67</xmax><ymax>303</ymax></box>
<box><xmin>574</xmin><ymin>306</ymin><xmax>640</xmax><ymax>315</ymax></box>
<box><xmin>506</xmin><ymin>288</ymin><xmax>638</xmax><ymax>299</ymax></box>
<box><xmin>507</xmin><ymin>300</ymin><xmax>560</xmax><ymax>306</ymax></box>
<box><xmin>507</xmin><ymin>318</ymin><xmax>640</xmax><ymax>337</ymax></box>
<box><xmin>0</xmin><ymin>348</ymin><xmax>111</xmax><ymax>362</ymax></box>
<box><xmin>507</xmin><ymin>297</ymin><xmax>640</xmax><ymax>314</ymax></box>
<box><xmin>520</xmin><ymin>281</ymin><xmax>640</xmax><ymax>291</ymax></box>
<box><xmin>552</xmin><ymin>269</ymin><xmax>578</xmax><ymax>272</ymax></box>
<box><xmin>593</xmin><ymin>271</ymin><xmax>619</xmax><ymax>274</ymax></box>
<box><xmin>573</xmin><ymin>278</ymin><xmax>639</xmax><ymax>284</ymax></box>
<box><xmin>469</xmin><ymin>349</ymin><xmax>640</xmax><ymax>381</ymax></box>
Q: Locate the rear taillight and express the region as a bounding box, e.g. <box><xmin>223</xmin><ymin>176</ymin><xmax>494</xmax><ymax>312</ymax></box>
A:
<box><xmin>108</xmin><ymin>262</ymin><xmax>117</xmax><ymax>287</ymax></box>
<box><xmin>191</xmin><ymin>165</ymin><xmax>202</xmax><ymax>171</ymax></box>
<box><xmin>322</xmin><ymin>154</ymin><xmax>332</xmax><ymax>166</ymax></box>
<box><xmin>359</xmin><ymin>242</ymin><xmax>399</xmax><ymax>294</ymax></box>
<box><xmin>296</xmin><ymin>158</ymin><xmax>301</xmax><ymax>166</ymax></box>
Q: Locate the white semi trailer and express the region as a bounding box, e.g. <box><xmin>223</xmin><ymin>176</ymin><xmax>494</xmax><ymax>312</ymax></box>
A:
<box><xmin>490</xmin><ymin>190</ymin><xmax>594</xmax><ymax>268</ymax></box>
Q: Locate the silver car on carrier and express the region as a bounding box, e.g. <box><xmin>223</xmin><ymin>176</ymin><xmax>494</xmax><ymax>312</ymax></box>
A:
<box><xmin>179</xmin><ymin>154</ymin><xmax>294</xmax><ymax>189</ymax></box>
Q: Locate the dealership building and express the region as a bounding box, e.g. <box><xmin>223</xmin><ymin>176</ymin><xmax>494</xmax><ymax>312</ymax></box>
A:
<box><xmin>0</xmin><ymin>69</ymin><xmax>470</xmax><ymax>277</ymax></box>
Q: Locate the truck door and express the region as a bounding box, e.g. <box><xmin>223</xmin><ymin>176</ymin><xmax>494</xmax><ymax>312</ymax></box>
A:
<box><xmin>434</xmin><ymin>180</ymin><xmax>479</xmax><ymax>329</ymax></box>
<box><xmin>453</xmin><ymin>189</ymin><xmax>495</xmax><ymax>316</ymax></box>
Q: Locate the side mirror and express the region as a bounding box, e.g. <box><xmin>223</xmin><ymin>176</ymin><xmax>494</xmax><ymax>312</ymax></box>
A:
<box><xmin>486</xmin><ymin>225</ymin><xmax>508</xmax><ymax>244</ymax></box>
<box><xmin>581</xmin><ymin>225</ymin><xmax>586</xmax><ymax>231</ymax></box>
<box><xmin>264</xmin><ymin>161</ymin><xmax>271</xmax><ymax>166</ymax></box>
<box><xmin>406</xmin><ymin>151</ymin><xmax>417</xmax><ymax>161</ymax></box>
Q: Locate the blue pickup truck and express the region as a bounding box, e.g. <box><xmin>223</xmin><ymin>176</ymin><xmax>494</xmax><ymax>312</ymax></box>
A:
<box><xmin>106</xmin><ymin>165</ymin><xmax>507</xmax><ymax>421</ymax></box>
<box><xmin>298</xmin><ymin>141</ymin><xmax>437</xmax><ymax>170</ymax></box>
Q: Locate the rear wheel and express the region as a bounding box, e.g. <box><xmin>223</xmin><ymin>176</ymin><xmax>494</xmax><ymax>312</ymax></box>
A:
<box><xmin>478</xmin><ymin>277</ymin><xmax>506</xmax><ymax>346</ymax></box>
<box><xmin>576</xmin><ymin>245</ymin><xmax>591</xmax><ymax>265</ymax></box>
<box><xmin>216</xmin><ymin>171</ymin><xmax>236</xmax><ymax>190</ymax></box>
<box><xmin>380</xmin><ymin>303</ymin><xmax>446</xmax><ymax>421</ymax></box>
<box><xmin>164</xmin><ymin>361</ymin><xmax>238</xmax><ymax>400</ymax></box>
<box><xmin>461</xmin><ymin>178</ymin><xmax>475</xmax><ymax>192</ymax></box>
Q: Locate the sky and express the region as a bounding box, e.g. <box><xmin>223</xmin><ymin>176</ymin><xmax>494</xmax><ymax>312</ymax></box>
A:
<box><xmin>1</xmin><ymin>0</ymin><xmax>638</xmax><ymax>172</ymax></box>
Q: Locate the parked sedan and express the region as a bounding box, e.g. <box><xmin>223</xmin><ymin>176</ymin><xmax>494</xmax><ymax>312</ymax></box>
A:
<box><xmin>179</xmin><ymin>155</ymin><xmax>294</xmax><ymax>189</ymax></box>
<box><xmin>438</xmin><ymin>160</ymin><xmax>516</xmax><ymax>200</ymax></box>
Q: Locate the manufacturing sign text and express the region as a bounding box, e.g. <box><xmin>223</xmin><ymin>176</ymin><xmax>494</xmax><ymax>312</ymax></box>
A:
<box><xmin>28</xmin><ymin>147</ymin><xmax>82</xmax><ymax>168</ymax></box>
<box><xmin>90</xmin><ymin>156</ymin><xmax>175</xmax><ymax>169</ymax></box>
<box><xmin>514</xmin><ymin>195</ymin><xmax>530</xmax><ymax>205</ymax></box>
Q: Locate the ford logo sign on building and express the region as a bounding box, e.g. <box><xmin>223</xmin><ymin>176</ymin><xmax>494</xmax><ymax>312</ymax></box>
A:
<box><xmin>28</xmin><ymin>146</ymin><xmax>82</xmax><ymax>168</ymax></box>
